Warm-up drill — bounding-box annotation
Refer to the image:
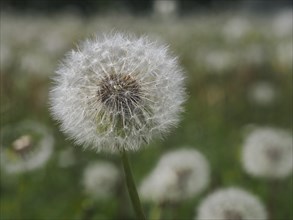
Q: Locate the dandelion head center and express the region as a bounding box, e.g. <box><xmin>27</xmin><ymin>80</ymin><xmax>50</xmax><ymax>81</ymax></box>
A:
<box><xmin>224</xmin><ymin>210</ymin><xmax>243</xmax><ymax>220</ymax></box>
<box><xmin>176</xmin><ymin>168</ymin><xmax>192</xmax><ymax>192</ymax></box>
<box><xmin>97</xmin><ymin>74</ymin><xmax>141</xmax><ymax>116</ymax></box>
<box><xmin>265</xmin><ymin>146</ymin><xmax>281</xmax><ymax>163</ymax></box>
<box><xmin>12</xmin><ymin>134</ymin><xmax>33</xmax><ymax>155</ymax></box>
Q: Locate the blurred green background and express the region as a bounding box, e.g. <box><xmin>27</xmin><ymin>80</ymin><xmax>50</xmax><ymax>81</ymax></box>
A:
<box><xmin>0</xmin><ymin>0</ymin><xmax>292</xmax><ymax>219</ymax></box>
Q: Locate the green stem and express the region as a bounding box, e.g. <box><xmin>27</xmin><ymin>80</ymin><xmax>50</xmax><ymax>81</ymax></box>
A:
<box><xmin>120</xmin><ymin>149</ymin><xmax>146</xmax><ymax>220</ymax></box>
<box><xmin>268</xmin><ymin>180</ymin><xmax>278</xmax><ymax>220</ymax></box>
<box><xmin>81</xmin><ymin>199</ymin><xmax>95</xmax><ymax>220</ymax></box>
<box><xmin>149</xmin><ymin>203</ymin><xmax>162</xmax><ymax>220</ymax></box>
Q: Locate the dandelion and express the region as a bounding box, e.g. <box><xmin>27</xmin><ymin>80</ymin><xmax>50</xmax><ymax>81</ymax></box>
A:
<box><xmin>153</xmin><ymin>0</ymin><xmax>178</xmax><ymax>19</ymax></box>
<box><xmin>241</xmin><ymin>127</ymin><xmax>292</xmax><ymax>219</ymax></box>
<box><xmin>272</xmin><ymin>10</ymin><xmax>293</xmax><ymax>38</ymax></box>
<box><xmin>140</xmin><ymin>165</ymin><xmax>180</xmax><ymax>203</ymax></box>
<box><xmin>139</xmin><ymin>148</ymin><xmax>210</xmax><ymax>203</ymax></box>
<box><xmin>222</xmin><ymin>17</ymin><xmax>251</xmax><ymax>41</ymax></box>
<box><xmin>242</xmin><ymin>127</ymin><xmax>293</xmax><ymax>179</ymax></box>
<box><xmin>157</xmin><ymin>148</ymin><xmax>210</xmax><ymax>200</ymax></box>
<box><xmin>196</xmin><ymin>187</ymin><xmax>267</xmax><ymax>220</ymax></box>
<box><xmin>82</xmin><ymin>161</ymin><xmax>120</xmax><ymax>199</ymax></box>
<box><xmin>49</xmin><ymin>32</ymin><xmax>185</xmax><ymax>153</ymax></box>
<box><xmin>0</xmin><ymin>121</ymin><xmax>54</xmax><ymax>174</ymax></box>
<box><xmin>247</xmin><ymin>81</ymin><xmax>277</xmax><ymax>106</ymax></box>
<box><xmin>49</xmin><ymin>32</ymin><xmax>186</xmax><ymax>220</ymax></box>
<box><xmin>198</xmin><ymin>49</ymin><xmax>236</xmax><ymax>73</ymax></box>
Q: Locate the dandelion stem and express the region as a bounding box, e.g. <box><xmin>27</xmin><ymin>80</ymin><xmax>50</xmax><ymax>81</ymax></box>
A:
<box><xmin>120</xmin><ymin>149</ymin><xmax>146</xmax><ymax>220</ymax></box>
<box><xmin>149</xmin><ymin>203</ymin><xmax>162</xmax><ymax>220</ymax></box>
<box><xmin>268</xmin><ymin>180</ymin><xmax>278</xmax><ymax>220</ymax></box>
<box><xmin>81</xmin><ymin>199</ymin><xmax>95</xmax><ymax>220</ymax></box>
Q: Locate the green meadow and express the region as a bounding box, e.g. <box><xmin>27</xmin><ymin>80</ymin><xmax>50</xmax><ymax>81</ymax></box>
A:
<box><xmin>1</xmin><ymin>11</ymin><xmax>292</xmax><ymax>220</ymax></box>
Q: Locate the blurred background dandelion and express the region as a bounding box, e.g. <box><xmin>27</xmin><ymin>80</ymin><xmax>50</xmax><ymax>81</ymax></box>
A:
<box><xmin>0</xmin><ymin>0</ymin><xmax>292</xmax><ymax>219</ymax></box>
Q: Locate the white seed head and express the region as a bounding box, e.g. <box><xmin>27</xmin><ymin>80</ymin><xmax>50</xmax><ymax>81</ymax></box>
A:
<box><xmin>222</xmin><ymin>17</ymin><xmax>251</xmax><ymax>41</ymax></box>
<box><xmin>195</xmin><ymin>47</ymin><xmax>237</xmax><ymax>74</ymax></box>
<box><xmin>0</xmin><ymin>121</ymin><xmax>54</xmax><ymax>174</ymax></box>
<box><xmin>196</xmin><ymin>187</ymin><xmax>267</xmax><ymax>220</ymax></box>
<box><xmin>247</xmin><ymin>81</ymin><xmax>277</xmax><ymax>106</ymax></box>
<box><xmin>272</xmin><ymin>10</ymin><xmax>293</xmax><ymax>38</ymax></box>
<box><xmin>203</xmin><ymin>50</ymin><xmax>236</xmax><ymax>72</ymax></box>
<box><xmin>153</xmin><ymin>0</ymin><xmax>178</xmax><ymax>18</ymax></box>
<box><xmin>49</xmin><ymin>32</ymin><xmax>186</xmax><ymax>153</ymax></box>
<box><xmin>82</xmin><ymin>161</ymin><xmax>120</xmax><ymax>199</ymax></box>
<box><xmin>139</xmin><ymin>148</ymin><xmax>210</xmax><ymax>203</ymax></box>
<box><xmin>242</xmin><ymin>127</ymin><xmax>293</xmax><ymax>179</ymax></box>
<box><xmin>139</xmin><ymin>165</ymin><xmax>178</xmax><ymax>203</ymax></box>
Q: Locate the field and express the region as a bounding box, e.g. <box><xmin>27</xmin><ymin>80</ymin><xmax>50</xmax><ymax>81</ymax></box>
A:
<box><xmin>0</xmin><ymin>10</ymin><xmax>292</xmax><ymax>220</ymax></box>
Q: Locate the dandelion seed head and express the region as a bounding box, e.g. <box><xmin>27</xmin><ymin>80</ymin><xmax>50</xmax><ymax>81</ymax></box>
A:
<box><xmin>247</xmin><ymin>81</ymin><xmax>277</xmax><ymax>106</ymax></box>
<box><xmin>12</xmin><ymin>135</ymin><xmax>33</xmax><ymax>154</ymax></box>
<box><xmin>82</xmin><ymin>161</ymin><xmax>120</xmax><ymax>199</ymax></box>
<box><xmin>242</xmin><ymin>127</ymin><xmax>293</xmax><ymax>179</ymax></box>
<box><xmin>0</xmin><ymin>121</ymin><xmax>54</xmax><ymax>174</ymax></box>
<box><xmin>197</xmin><ymin>49</ymin><xmax>236</xmax><ymax>73</ymax></box>
<box><xmin>272</xmin><ymin>10</ymin><xmax>293</xmax><ymax>38</ymax></box>
<box><xmin>222</xmin><ymin>17</ymin><xmax>251</xmax><ymax>41</ymax></box>
<box><xmin>139</xmin><ymin>166</ymin><xmax>179</xmax><ymax>203</ymax></box>
<box><xmin>196</xmin><ymin>187</ymin><xmax>267</xmax><ymax>220</ymax></box>
<box><xmin>139</xmin><ymin>148</ymin><xmax>210</xmax><ymax>203</ymax></box>
<box><xmin>153</xmin><ymin>0</ymin><xmax>178</xmax><ymax>18</ymax></box>
<box><xmin>157</xmin><ymin>148</ymin><xmax>210</xmax><ymax>198</ymax></box>
<box><xmin>49</xmin><ymin>32</ymin><xmax>186</xmax><ymax>153</ymax></box>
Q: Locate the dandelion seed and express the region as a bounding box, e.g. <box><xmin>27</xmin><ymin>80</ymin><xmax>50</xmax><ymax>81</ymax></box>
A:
<box><xmin>49</xmin><ymin>32</ymin><xmax>186</xmax><ymax>153</ymax></box>
<box><xmin>242</xmin><ymin>127</ymin><xmax>293</xmax><ymax>179</ymax></box>
<box><xmin>196</xmin><ymin>187</ymin><xmax>267</xmax><ymax>220</ymax></box>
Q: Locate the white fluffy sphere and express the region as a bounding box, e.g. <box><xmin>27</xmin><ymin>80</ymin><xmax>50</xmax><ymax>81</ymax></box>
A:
<box><xmin>82</xmin><ymin>161</ymin><xmax>120</xmax><ymax>199</ymax></box>
<box><xmin>0</xmin><ymin>121</ymin><xmax>54</xmax><ymax>174</ymax></box>
<box><xmin>196</xmin><ymin>187</ymin><xmax>267</xmax><ymax>220</ymax></box>
<box><xmin>49</xmin><ymin>33</ymin><xmax>186</xmax><ymax>153</ymax></box>
<box><xmin>242</xmin><ymin>127</ymin><xmax>293</xmax><ymax>179</ymax></box>
<box><xmin>247</xmin><ymin>81</ymin><xmax>277</xmax><ymax>106</ymax></box>
<box><xmin>139</xmin><ymin>148</ymin><xmax>210</xmax><ymax>203</ymax></box>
